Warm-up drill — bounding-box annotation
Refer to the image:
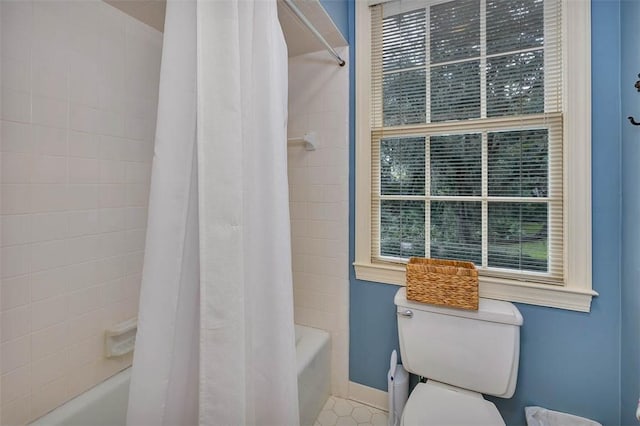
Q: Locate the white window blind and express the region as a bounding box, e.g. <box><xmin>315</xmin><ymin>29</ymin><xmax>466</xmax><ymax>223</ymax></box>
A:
<box><xmin>370</xmin><ymin>0</ymin><xmax>563</xmax><ymax>284</ymax></box>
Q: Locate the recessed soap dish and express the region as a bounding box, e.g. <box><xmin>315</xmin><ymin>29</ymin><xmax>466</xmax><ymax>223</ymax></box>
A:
<box><xmin>105</xmin><ymin>318</ymin><xmax>137</xmax><ymax>358</ymax></box>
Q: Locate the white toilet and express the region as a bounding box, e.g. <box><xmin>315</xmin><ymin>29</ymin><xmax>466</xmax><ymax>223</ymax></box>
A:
<box><xmin>394</xmin><ymin>287</ymin><xmax>523</xmax><ymax>425</ymax></box>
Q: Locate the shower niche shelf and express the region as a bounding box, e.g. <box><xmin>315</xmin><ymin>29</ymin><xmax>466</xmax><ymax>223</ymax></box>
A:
<box><xmin>105</xmin><ymin>318</ymin><xmax>138</xmax><ymax>358</ymax></box>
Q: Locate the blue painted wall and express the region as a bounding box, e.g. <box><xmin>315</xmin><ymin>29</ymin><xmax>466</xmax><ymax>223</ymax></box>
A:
<box><xmin>621</xmin><ymin>0</ymin><xmax>639</xmax><ymax>424</ymax></box>
<box><xmin>319</xmin><ymin>0</ymin><xmax>349</xmax><ymax>40</ymax></box>
<box><xmin>320</xmin><ymin>1</ymin><xmax>624</xmax><ymax>424</ymax></box>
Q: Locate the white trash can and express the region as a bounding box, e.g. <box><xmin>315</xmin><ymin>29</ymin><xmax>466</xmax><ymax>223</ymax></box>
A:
<box><xmin>387</xmin><ymin>350</ymin><xmax>409</xmax><ymax>426</ymax></box>
<box><xmin>525</xmin><ymin>406</ymin><xmax>602</xmax><ymax>426</ymax></box>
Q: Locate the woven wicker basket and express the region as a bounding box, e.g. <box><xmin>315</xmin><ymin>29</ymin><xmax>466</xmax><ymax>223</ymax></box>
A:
<box><xmin>405</xmin><ymin>257</ymin><xmax>478</xmax><ymax>311</ymax></box>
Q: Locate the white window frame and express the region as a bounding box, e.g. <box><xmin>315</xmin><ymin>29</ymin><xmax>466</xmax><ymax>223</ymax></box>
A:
<box><xmin>354</xmin><ymin>0</ymin><xmax>597</xmax><ymax>312</ymax></box>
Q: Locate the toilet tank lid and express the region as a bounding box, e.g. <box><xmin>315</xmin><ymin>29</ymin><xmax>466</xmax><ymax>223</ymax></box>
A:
<box><xmin>394</xmin><ymin>288</ymin><xmax>523</xmax><ymax>326</ymax></box>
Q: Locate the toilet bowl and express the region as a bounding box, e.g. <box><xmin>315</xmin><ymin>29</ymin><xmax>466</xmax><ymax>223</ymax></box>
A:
<box><xmin>401</xmin><ymin>381</ymin><xmax>504</xmax><ymax>425</ymax></box>
<box><xmin>394</xmin><ymin>288</ymin><xmax>523</xmax><ymax>425</ymax></box>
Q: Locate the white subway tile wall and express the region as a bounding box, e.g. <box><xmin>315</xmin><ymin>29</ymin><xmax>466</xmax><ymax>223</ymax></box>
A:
<box><xmin>288</xmin><ymin>47</ymin><xmax>350</xmax><ymax>398</ymax></box>
<box><xmin>0</xmin><ymin>1</ymin><xmax>162</xmax><ymax>423</ymax></box>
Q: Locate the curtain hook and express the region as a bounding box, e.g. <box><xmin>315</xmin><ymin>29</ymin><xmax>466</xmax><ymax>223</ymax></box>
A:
<box><xmin>627</xmin><ymin>74</ymin><xmax>640</xmax><ymax>125</ymax></box>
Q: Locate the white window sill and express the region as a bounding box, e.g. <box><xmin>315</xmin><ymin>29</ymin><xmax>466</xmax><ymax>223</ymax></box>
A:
<box><xmin>353</xmin><ymin>262</ymin><xmax>598</xmax><ymax>312</ymax></box>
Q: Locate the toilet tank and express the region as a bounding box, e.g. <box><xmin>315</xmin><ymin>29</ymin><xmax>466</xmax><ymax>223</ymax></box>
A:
<box><xmin>395</xmin><ymin>287</ymin><xmax>523</xmax><ymax>398</ymax></box>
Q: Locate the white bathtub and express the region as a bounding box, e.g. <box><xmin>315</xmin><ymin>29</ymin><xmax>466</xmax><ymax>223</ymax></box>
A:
<box><xmin>295</xmin><ymin>325</ymin><xmax>331</xmax><ymax>426</ymax></box>
<box><xmin>31</xmin><ymin>324</ymin><xmax>330</xmax><ymax>426</ymax></box>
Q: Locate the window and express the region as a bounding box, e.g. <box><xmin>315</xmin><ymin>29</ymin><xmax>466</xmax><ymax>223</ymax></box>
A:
<box><xmin>355</xmin><ymin>0</ymin><xmax>596</xmax><ymax>311</ymax></box>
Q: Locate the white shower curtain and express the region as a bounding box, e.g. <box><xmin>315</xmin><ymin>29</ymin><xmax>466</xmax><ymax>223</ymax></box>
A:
<box><xmin>127</xmin><ymin>1</ymin><xmax>299</xmax><ymax>425</ymax></box>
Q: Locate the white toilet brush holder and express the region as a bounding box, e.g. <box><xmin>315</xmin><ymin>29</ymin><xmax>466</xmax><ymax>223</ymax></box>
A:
<box><xmin>387</xmin><ymin>350</ymin><xmax>409</xmax><ymax>426</ymax></box>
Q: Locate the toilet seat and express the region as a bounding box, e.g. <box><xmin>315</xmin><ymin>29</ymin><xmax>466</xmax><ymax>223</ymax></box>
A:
<box><xmin>401</xmin><ymin>381</ymin><xmax>505</xmax><ymax>426</ymax></box>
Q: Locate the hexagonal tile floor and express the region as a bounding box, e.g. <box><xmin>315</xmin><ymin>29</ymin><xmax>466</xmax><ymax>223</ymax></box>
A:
<box><xmin>313</xmin><ymin>396</ymin><xmax>389</xmax><ymax>426</ymax></box>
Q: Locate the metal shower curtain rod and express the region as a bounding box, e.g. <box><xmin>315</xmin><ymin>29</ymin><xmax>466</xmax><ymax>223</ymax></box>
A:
<box><xmin>282</xmin><ymin>0</ymin><xmax>346</xmax><ymax>67</ymax></box>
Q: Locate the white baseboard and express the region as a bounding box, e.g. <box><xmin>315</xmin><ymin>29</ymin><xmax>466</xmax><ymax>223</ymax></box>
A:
<box><xmin>348</xmin><ymin>381</ymin><xmax>388</xmax><ymax>412</ymax></box>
